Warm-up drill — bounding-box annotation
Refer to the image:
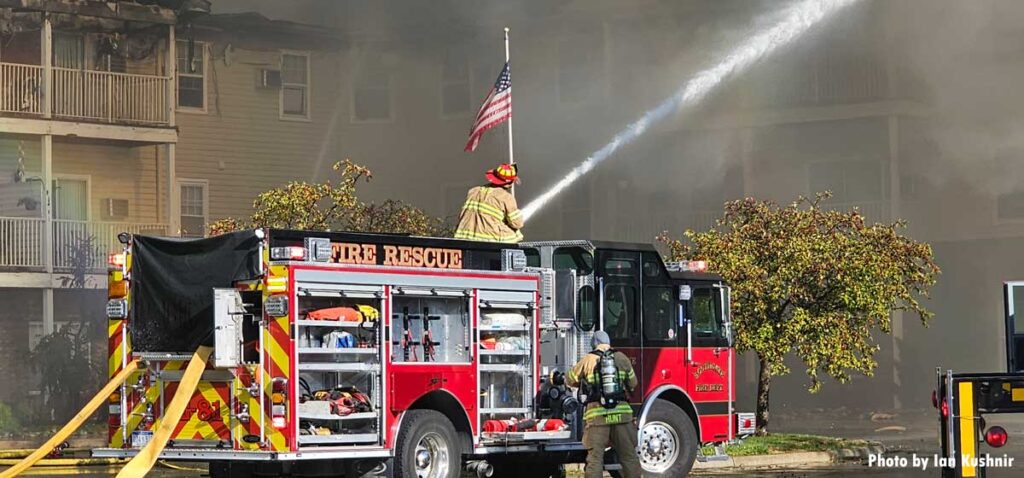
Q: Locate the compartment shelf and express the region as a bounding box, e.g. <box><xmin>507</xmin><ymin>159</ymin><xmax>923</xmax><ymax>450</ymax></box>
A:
<box><xmin>480</xmin><ymin>364</ymin><xmax>527</xmax><ymax>372</ymax></box>
<box><xmin>296</xmin><ymin>320</ymin><xmax>368</xmax><ymax>328</ymax></box>
<box><xmin>480</xmin><ymin>407</ymin><xmax>531</xmax><ymax>415</ymax></box>
<box><xmin>479</xmin><ymin>349</ymin><xmax>529</xmax><ymax>356</ymax></box>
<box><xmin>298</xmin><ymin>348</ymin><xmax>377</xmax><ymax>355</ymax></box>
<box><xmin>479</xmin><ymin>325</ymin><xmax>528</xmax><ymax>332</ymax></box>
<box><xmin>299</xmin><ymin>411</ymin><xmax>377</xmax><ymax>421</ymax></box>
<box><xmin>298</xmin><ymin>363</ymin><xmax>377</xmax><ymax>372</ymax></box>
<box><xmin>298</xmin><ymin>433</ymin><xmax>378</xmax><ymax>445</ymax></box>
<box><xmin>481</xmin><ymin>430</ymin><xmax>572</xmax><ymax>441</ymax></box>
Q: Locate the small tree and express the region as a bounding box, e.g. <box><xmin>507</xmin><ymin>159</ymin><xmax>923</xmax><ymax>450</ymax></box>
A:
<box><xmin>658</xmin><ymin>193</ymin><xmax>939</xmax><ymax>435</ymax></box>
<box><xmin>33</xmin><ymin>234</ymin><xmax>104</xmax><ymax>424</ymax></box>
<box><xmin>209</xmin><ymin>160</ymin><xmax>449</xmax><ymax>236</ymax></box>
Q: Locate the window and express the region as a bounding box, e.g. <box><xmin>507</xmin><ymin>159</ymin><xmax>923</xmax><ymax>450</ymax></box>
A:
<box><xmin>642</xmin><ymin>252</ymin><xmax>667</xmax><ymax>279</ymax></box>
<box><xmin>998</xmin><ymin>192</ymin><xmax>1024</xmax><ymax>221</ymax></box>
<box><xmin>643</xmin><ymin>286</ymin><xmax>675</xmax><ymax>342</ymax></box>
<box><xmin>52</xmin><ymin>176</ymin><xmax>89</xmax><ymax>220</ymax></box>
<box><xmin>604</xmin><ymin>285</ymin><xmax>636</xmax><ymax>341</ymax></box>
<box><xmin>53</xmin><ymin>33</ymin><xmax>85</xmax><ymax>69</ymax></box>
<box><xmin>353</xmin><ymin>65</ymin><xmax>392</xmax><ymax>122</ymax></box>
<box><xmin>557</xmin><ymin>33</ymin><xmax>604</xmax><ymax>104</ymax></box>
<box><xmin>441</xmin><ymin>51</ymin><xmax>471</xmax><ymax>117</ymax></box>
<box><xmin>29</xmin><ymin>321</ymin><xmax>88</xmax><ymax>355</ymax></box>
<box><xmin>577</xmin><ymin>285</ymin><xmax>596</xmax><ymax>331</ymax></box>
<box><xmin>179</xmin><ymin>180</ymin><xmax>207</xmax><ymax>238</ymax></box>
<box><xmin>808</xmin><ymin>160</ymin><xmax>885</xmax><ymax>204</ymax></box>
<box><xmin>281</xmin><ymin>52</ymin><xmax>310</xmax><ymax>118</ymax></box>
<box><xmin>689</xmin><ymin>287</ymin><xmax>725</xmax><ymax>342</ymax></box>
<box><xmin>553</xmin><ymin>247</ymin><xmax>594</xmax><ymax>275</ymax></box>
<box><xmin>524</xmin><ymin>249</ymin><xmax>540</xmax><ymax>268</ymax></box>
<box><xmin>176</xmin><ymin>40</ymin><xmax>206</xmax><ymax>110</ymax></box>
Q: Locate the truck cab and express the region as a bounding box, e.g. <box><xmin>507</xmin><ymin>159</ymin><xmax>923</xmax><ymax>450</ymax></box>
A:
<box><xmin>523</xmin><ymin>240</ymin><xmax>738</xmax><ymax>475</ymax></box>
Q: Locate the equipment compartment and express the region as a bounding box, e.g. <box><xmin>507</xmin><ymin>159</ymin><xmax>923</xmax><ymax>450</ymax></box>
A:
<box><xmin>294</xmin><ymin>288</ymin><xmax>384</xmax><ymax>446</ymax></box>
<box><xmin>478</xmin><ymin>305</ymin><xmax>536</xmax><ymax>421</ymax></box>
<box><xmin>391</xmin><ymin>294</ymin><xmax>471</xmax><ymax>364</ymax></box>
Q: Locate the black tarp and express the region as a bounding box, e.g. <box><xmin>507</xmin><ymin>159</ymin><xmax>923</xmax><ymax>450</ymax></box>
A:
<box><xmin>130</xmin><ymin>230</ymin><xmax>261</xmax><ymax>352</ymax></box>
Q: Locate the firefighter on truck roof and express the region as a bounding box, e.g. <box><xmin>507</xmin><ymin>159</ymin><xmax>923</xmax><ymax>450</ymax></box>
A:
<box><xmin>454</xmin><ymin>163</ymin><xmax>524</xmax><ymax>243</ymax></box>
<box><xmin>566</xmin><ymin>330</ymin><xmax>642</xmax><ymax>478</ymax></box>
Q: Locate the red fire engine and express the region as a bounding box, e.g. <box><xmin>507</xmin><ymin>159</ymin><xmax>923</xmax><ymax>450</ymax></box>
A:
<box><xmin>94</xmin><ymin>229</ymin><xmax>751</xmax><ymax>477</ymax></box>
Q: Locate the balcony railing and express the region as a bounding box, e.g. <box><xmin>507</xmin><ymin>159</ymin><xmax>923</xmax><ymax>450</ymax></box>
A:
<box><xmin>0</xmin><ymin>217</ymin><xmax>169</xmax><ymax>272</ymax></box>
<box><xmin>0</xmin><ymin>63</ymin><xmax>43</xmax><ymax>115</ymax></box>
<box><xmin>0</xmin><ymin>62</ymin><xmax>170</xmax><ymax>126</ymax></box>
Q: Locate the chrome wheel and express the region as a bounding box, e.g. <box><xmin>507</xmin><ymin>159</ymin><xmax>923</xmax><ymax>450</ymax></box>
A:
<box><xmin>414</xmin><ymin>432</ymin><xmax>450</xmax><ymax>478</ymax></box>
<box><xmin>639</xmin><ymin>420</ymin><xmax>679</xmax><ymax>473</ymax></box>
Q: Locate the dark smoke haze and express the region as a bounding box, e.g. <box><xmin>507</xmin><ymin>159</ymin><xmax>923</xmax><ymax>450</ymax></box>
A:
<box><xmin>207</xmin><ymin>0</ymin><xmax>1024</xmax><ymax>416</ymax></box>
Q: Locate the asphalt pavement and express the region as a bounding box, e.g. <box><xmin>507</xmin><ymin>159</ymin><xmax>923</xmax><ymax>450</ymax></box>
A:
<box><xmin>10</xmin><ymin>408</ymin><xmax>1024</xmax><ymax>477</ymax></box>
<box><xmin>726</xmin><ymin>407</ymin><xmax>1024</xmax><ymax>477</ymax></box>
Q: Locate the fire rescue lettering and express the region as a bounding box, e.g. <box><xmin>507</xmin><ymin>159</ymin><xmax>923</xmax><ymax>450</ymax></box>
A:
<box><xmin>330</xmin><ymin>242</ymin><xmax>463</xmax><ymax>269</ymax></box>
<box><xmin>331</xmin><ymin>243</ymin><xmax>377</xmax><ymax>264</ymax></box>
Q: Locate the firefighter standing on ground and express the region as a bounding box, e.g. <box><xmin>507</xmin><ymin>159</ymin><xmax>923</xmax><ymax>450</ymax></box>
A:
<box><xmin>566</xmin><ymin>330</ymin><xmax>642</xmax><ymax>478</ymax></box>
<box><xmin>454</xmin><ymin>163</ymin><xmax>524</xmax><ymax>243</ymax></box>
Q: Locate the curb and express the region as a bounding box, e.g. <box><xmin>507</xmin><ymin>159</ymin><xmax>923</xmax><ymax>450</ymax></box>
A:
<box><xmin>693</xmin><ymin>444</ymin><xmax>886</xmax><ymax>470</ymax></box>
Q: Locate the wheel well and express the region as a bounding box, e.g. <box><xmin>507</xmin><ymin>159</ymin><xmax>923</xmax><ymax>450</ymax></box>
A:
<box><xmin>653</xmin><ymin>389</ymin><xmax>700</xmax><ymax>439</ymax></box>
<box><xmin>409</xmin><ymin>390</ymin><xmax>473</xmax><ymax>453</ymax></box>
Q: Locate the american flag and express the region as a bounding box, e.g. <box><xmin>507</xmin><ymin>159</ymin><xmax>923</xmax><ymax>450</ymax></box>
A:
<box><xmin>464</xmin><ymin>63</ymin><xmax>511</xmax><ymax>152</ymax></box>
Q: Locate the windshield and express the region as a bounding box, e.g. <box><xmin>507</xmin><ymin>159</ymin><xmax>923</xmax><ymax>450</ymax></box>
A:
<box><xmin>689</xmin><ymin>286</ymin><xmax>726</xmax><ymax>340</ymax></box>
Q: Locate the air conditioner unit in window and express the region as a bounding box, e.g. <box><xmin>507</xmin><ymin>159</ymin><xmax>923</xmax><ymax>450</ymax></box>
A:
<box><xmin>258</xmin><ymin>69</ymin><xmax>282</xmax><ymax>88</ymax></box>
<box><xmin>104</xmin><ymin>198</ymin><xmax>129</xmax><ymax>219</ymax></box>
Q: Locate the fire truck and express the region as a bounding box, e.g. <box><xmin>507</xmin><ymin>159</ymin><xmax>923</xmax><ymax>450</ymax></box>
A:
<box><xmin>93</xmin><ymin>229</ymin><xmax>751</xmax><ymax>477</ymax></box>
<box><xmin>933</xmin><ymin>281</ymin><xmax>1024</xmax><ymax>478</ymax></box>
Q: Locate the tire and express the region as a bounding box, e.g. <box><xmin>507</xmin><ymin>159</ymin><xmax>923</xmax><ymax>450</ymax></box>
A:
<box><xmin>393</xmin><ymin>410</ymin><xmax>461</xmax><ymax>478</ymax></box>
<box><xmin>638</xmin><ymin>399</ymin><xmax>698</xmax><ymax>477</ymax></box>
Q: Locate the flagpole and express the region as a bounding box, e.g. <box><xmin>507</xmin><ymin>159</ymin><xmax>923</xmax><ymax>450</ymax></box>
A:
<box><xmin>504</xmin><ymin>27</ymin><xmax>515</xmax><ymax>196</ymax></box>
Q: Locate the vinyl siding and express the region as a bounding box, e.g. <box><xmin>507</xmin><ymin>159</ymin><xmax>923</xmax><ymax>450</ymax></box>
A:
<box><xmin>0</xmin><ymin>137</ymin><xmax>162</xmax><ymax>223</ymax></box>
<box><xmin>175</xmin><ymin>46</ymin><xmax>345</xmax><ymax>222</ymax></box>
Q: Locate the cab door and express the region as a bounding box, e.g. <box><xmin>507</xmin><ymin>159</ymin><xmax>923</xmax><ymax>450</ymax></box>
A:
<box><xmin>686</xmin><ymin>284</ymin><xmax>732</xmax><ymax>442</ymax></box>
<box><xmin>598</xmin><ymin>250</ymin><xmax>642</xmax><ymax>403</ymax></box>
<box><xmin>638</xmin><ymin>251</ymin><xmax>685</xmax><ymax>400</ymax></box>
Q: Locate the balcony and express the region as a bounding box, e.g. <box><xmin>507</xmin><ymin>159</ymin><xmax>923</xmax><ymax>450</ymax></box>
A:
<box><xmin>0</xmin><ymin>62</ymin><xmax>171</xmax><ymax>126</ymax></box>
<box><xmin>0</xmin><ymin>217</ymin><xmax>168</xmax><ymax>273</ymax></box>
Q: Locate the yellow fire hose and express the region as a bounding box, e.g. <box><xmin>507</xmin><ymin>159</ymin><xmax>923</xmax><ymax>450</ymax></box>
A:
<box><xmin>0</xmin><ymin>359</ymin><xmax>141</xmax><ymax>478</ymax></box>
<box><xmin>0</xmin><ymin>458</ymin><xmax>124</xmax><ymax>467</ymax></box>
<box><xmin>115</xmin><ymin>346</ymin><xmax>212</xmax><ymax>478</ymax></box>
<box><xmin>0</xmin><ymin>450</ymin><xmax>89</xmax><ymax>460</ymax></box>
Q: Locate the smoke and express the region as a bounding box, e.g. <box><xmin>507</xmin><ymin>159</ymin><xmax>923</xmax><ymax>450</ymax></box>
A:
<box><xmin>898</xmin><ymin>0</ymin><xmax>1024</xmax><ymax>196</ymax></box>
<box><xmin>520</xmin><ymin>0</ymin><xmax>861</xmax><ymax>221</ymax></box>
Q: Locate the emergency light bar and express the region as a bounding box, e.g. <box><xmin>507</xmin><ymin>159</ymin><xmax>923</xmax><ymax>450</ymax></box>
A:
<box><xmin>665</xmin><ymin>260</ymin><xmax>708</xmax><ymax>273</ymax></box>
<box><xmin>270</xmin><ymin>239</ymin><xmax>332</xmax><ymax>262</ymax></box>
<box><xmin>271</xmin><ymin>246</ymin><xmax>306</xmax><ymax>261</ymax></box>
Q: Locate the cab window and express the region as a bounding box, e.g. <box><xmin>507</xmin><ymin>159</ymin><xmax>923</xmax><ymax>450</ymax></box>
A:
<box><xmin>642</xmin><ymin>251</ymin><xmax>668</xmax><ymax>280</ymax></box>
<box><xmin>554</xmin><ymin>247</ymin><xmax>593</xmax><ymax>275</ymax></box>
<box><xmin>643</xmin><ymin>286</ymin><xmax>675</xmax><ymax>342</ymax></box>
<box><xmin>524</xmin><ymin>248</ymin><xmax>540</xmax><ymax>268</ymax></box>
<box><xmin>604</xmin><ymin>284</ymin><xmax>636</xmax><ymax>341</ymax></box>
<box><xmin>689</xmin><ymin>286</ymin><xmax>726</xmax><ymax>344</ymax></box>
<box><xmin>599</xmin><ymin>251</ymin><xmax>639</xmax><ymax>345</ymax></box>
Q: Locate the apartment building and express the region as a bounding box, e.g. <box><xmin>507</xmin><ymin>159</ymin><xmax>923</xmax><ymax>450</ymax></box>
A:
<box><xmin>0</xmin><ymin>1</ymin><xmax>344</xmax><ymax>407</ymax></box>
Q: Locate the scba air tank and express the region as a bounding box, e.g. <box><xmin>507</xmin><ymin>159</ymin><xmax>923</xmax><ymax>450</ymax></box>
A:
<box><xmin>599</xmin><ymin>353</ymin><xmax>620</xmax><ymax>398</ymax></box>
